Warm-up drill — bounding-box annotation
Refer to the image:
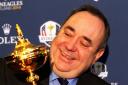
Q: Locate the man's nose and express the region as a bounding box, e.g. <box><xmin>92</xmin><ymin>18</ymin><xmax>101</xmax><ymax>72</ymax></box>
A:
<box><xmin>65</xmin><ymin>38</ymin><xmax>77</xmax><ymax>52</ymax></box>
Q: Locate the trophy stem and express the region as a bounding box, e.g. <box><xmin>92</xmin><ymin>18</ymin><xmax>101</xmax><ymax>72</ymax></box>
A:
<box><xmin>27</xmin><ymin>69</ymin><xmax>39</xmax><ymax>85</ymax></box>
<box><xmin>32</xmin><ymin>82</ymin><xmax>36</xmax><ymax>85</ymax></box>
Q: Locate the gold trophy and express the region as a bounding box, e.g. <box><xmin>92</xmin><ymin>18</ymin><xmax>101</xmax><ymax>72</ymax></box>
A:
<box><xmin>9</xmin><ymin>24</ymin><xmax>48</xmax><ymax>85</ymax></box>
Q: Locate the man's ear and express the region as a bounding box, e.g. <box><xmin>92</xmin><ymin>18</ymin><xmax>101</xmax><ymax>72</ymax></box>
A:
<box><xmin>93</xmin><ymin>48</ymin><xmax>105</xmax><ymax>64</ymax></box>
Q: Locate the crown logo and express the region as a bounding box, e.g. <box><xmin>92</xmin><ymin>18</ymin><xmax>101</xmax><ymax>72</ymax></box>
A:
<box><xmin>2</xmin><ymin>23</ymin><xmax>12</xmax><ymax>35</ymax></box>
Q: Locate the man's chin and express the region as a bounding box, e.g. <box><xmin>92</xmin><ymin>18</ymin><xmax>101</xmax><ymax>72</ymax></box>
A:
<box><xmin>53</xmin><ymin>66</ymin><xmax>79</xmax><ymax>78</ymax></box>
<box><xmin>56</xmin><ymin>71</ymin><xmax>79</xmax><ymax>78</ymax></box>
<box><xmin>54</xmin><ymin>64</ymin><xmax>69</xmax><ymax>72</ymax></box>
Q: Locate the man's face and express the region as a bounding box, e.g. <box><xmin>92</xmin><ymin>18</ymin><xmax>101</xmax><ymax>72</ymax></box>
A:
<box><xmin>50</xmin><ymin>11</ymin><xmax>105</xmax><ymax>78</ymax></box>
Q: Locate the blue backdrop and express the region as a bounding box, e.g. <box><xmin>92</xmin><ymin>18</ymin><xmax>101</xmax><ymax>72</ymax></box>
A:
<box><xmin>0</xmin><ymin>0</ymin><xmax>128</xmax><ymax>85</ymax></box>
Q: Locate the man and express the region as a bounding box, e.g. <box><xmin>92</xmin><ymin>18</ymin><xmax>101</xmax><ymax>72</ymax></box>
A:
<box><xmin>0</xmin><ymin>4</ymin><xmax>110</xmax><ymax>85</ymax></box>
<box><xmin>47</xmin><ymin>4</ymin><xmax>110</xmax><ymax>85</ymax></box>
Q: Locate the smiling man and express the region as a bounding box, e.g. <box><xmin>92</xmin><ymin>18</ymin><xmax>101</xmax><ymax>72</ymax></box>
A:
<box><xmin>49</xmin><ymin>4</ymin><xmax>110</xmax><ymax>85</ymax></box>
<box><xmin>0</xmin><ymin>4</ymin><xmax>110</xmax><ymax>85</ymax></box>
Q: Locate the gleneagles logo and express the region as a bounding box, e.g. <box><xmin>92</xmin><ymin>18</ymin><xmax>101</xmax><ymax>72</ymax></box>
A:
<box><xmin>38</xmin><ymin>21</ymin><xmax>60</xmax><ymax>47</ymax></box>
<box><xmin>0</xmin><ymin>0</ymin><xmax>23</xmax><ymax>11</ymax></box>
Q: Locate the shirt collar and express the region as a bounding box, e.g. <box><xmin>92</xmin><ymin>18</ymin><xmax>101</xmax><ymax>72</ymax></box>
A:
<box><xmin>50</xmin><ymin>72</ymin><xmax>78</xmax><ymax>84</ymax></box>
<box><xmin>49</xmin><ymin>71</ymin><xmax>59</xmax><ymax>82</ymax></box>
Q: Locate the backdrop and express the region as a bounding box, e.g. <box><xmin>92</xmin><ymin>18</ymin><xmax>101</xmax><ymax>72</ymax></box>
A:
<box><xmin>0</xmin><ymin>0</ymin><xmax>128</xmax><ymax>85</ymax></box>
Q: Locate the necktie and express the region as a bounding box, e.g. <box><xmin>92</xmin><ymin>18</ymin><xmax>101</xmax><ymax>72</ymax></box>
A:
<box><xmin>57</xmin><ymin>78</ymin><xmax>68</xmax><ymax>85</ymax></box>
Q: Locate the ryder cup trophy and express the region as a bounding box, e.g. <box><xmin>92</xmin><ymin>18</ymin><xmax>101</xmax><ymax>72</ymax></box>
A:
<box><xmin>9</xmin><ymin>24</ymin><xmax>48</xmax><ymax>85</ymax></box>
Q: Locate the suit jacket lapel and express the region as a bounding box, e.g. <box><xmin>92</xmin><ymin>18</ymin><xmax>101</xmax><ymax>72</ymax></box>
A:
<box><xmin>40</xmin><ymin>77</ymin><xmax>49</xmax><ymax>85</ymax></box>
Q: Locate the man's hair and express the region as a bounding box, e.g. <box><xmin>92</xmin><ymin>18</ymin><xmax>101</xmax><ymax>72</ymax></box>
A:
<box><xmin>62</xmin><ymin>4</ymin><xmax>110</xmax><ymax>49</ymax></box>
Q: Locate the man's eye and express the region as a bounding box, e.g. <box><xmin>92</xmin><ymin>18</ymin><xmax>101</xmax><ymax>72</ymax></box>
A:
<box><xmin>80</xmin><ymin>41</ymin><xmax>90</xmax><ymax>47</ymax></box>
<box><xmin>64</xmin><ymin>32</ymin><xmax>72</xmax><ymax>37</ymax></box>
<box><xmin>64</xmin><ymin>32</ymin><xmax>73</xmax><ymax>37</ymax></box>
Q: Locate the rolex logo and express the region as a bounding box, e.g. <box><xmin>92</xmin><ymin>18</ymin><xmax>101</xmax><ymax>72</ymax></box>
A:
<box><xmin>2</xmin><ymin>23</ymin><xmax>12</xmax><ymax>35</ymax></box>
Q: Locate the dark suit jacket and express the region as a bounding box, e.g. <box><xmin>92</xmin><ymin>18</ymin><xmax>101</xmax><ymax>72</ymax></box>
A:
<box><xmin>0</xmin><ymin>58</ymin><xmax>110</xmax><ymax>85</ymax></box>
<box><xmin>39</xmin><ymin>70</ymin><xmax>110</xmax><ymax>85</ymax></box>
<box><xmin>39</xmin><ymin>59</ymin><xmax>110</xmax><ymax>85</ymax></box>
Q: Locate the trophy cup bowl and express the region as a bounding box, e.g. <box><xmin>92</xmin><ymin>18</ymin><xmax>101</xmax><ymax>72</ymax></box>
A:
<box><xmin>11</xmin><ymin>44</ymin><xmax>48</xmax><ymax>72</ymax></box>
